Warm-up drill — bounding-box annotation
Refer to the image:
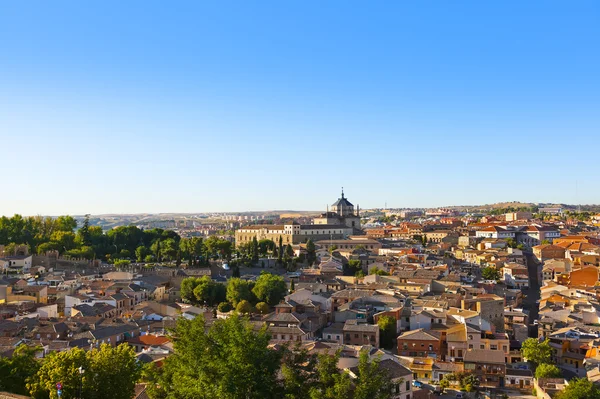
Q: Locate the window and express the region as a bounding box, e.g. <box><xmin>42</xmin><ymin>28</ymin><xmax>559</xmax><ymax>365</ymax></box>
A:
<box><xmin>406</xmin><ymin>381</ymin><xmax>410</xmax><ymax>391</ymax></box>
<box><xmin>355</xmin><ymin>334</ymin><xmax>359</xmax><ymax>338</ymax></box>
<box><xmin>480</xmin><ymin>345</ymin><xmax>485</xmax><ymax>349</ymax></box>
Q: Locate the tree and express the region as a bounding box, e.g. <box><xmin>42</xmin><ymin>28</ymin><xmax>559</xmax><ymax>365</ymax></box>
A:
<box><xmin>506</xmin><ymin>238</ymin><xmax>517</xmax><ymax>248</ymax></box>
<box><xmin>347</xmin><ymin>259</ymin><xmax>362</xmax><ymax>275</ymax></box>
<box><xmin>114</xmin><ymin>259</ymin><xmax>131</xmax><ymax>269</ymax></box>
<box><xmin>193</xmin><ymin>276</ymin><xmax>226</xmax><ymax>306</ymax></box>
<box><xmin>307</xmin><ymin>351</ymin><xmax>352</xmax><ymax>399</ymax></box>
<box><xmin>377</xmin><ymin>316</ymin><xmax>397</xmax><ymax>349</ymax></box>
<box><xmin>369</xmin><ymin>267</ymin><xmax>389</xmax><ymax>276</ymax></box>
<box><xmin>226</xmin><ymin>278</ymin><xmax>254</xmax><ymax>306</ymax></box>
<box><xmin>0</xmin><ymin>344</ymin><xmax>40</xmax><ymax>395</ymax></box>
<box><xmin>278</xmin><ymin>236</ymin><xmax>283</xmax><ymax>263</ymax></box>
<box><xmin>77</xmin><ymin>214</ymin><xmax>91</xmax><ymax>246</ymax></box>
<box><xmin>255</xmin><ymin>302</ymin><xmax>270</xmax><ymax>314</ymax></box>
<box><xmin>535</xmin><ymin>363</ymin><xmax>562</xmax><ymax>379</ymax></box>
<box><xmin>135</xmin><ymin>245</ymin><xmax>149</xmax><ymax>262</ymax></box>
<box><xmin>461</xmin><ymin>373</ymin><xmax>479</xmax><ymax>392</ymax></box>
<box><xmin>281</xmin><ymin>344</ymin><xmax>319</xmax><ymax>398</ymax></box>
<box><xmin>252</xmin><ymin>236</ymin><xmax>259</xmax><ymax>263</ymax></box>
<box><xmin>27</xmin><ymin>344</ymin><xmax>140</xmax><ymax>399</ymax></box>
<box><xmin>439</xmin><ymin>378</ymin><xmax>449</xmax><ymax>393</ymax></box>
<box><xmin>555</xmin><ymin>378</ymin><xmax>600</xmax><ymax>399</ymax></box>
<box><xmin>154</xmin><ymin>315</ymin><xmax>282</xmax><ymax>399</ymax></box>
<box><xmin>290</xmin><ymin>279</ymin><xmax>295</xmax><ymax>292</ymax></box>
<box><xmin>481</xmin><ymin>266</ymin><xmax>501</xmax><ymax>280</ymax></box>
<box><xmin>218</xmin><ymin>302</ymin><xmax>233</xmax><ymax>313</ymax></box>
<box><xmin>541</xmin><ymin>239</ymin><xmax>551</xmax><ymax>245</ymax></box>
<box><xmin>258</xmin><ymin>239</ymin><xmax>275</xmax><ymax>256</ymax></box>
<box><xmin>252</xmin><ymin>272</ymin><xmax>287</xmax><ymax>306</ymax></box>
<box><xmin>521</xmin><ymin>338</ymin><xmax>552</xmax><ymax>368</ymax></box>
<box><xmin>306</xmin><ymin>239</ymin><xmax>316</xmax><ymax>265</ymax></box>
<box><xmin>353</xmin><ymin>351</ymin><xmax>394</xmax><ymax>399</ymax></box>
<box><xmin>180</xmin><ymin>277</ymin><xmax>202</xmax><ymax>303</ymax></box>
<box><xmin>236</xmin><ymin>299</ymin><xmax>253</xmax><ymax>314</ymax></box>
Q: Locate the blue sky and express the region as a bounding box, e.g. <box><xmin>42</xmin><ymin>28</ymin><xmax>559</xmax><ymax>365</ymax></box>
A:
<box><xmin>1</xmin><ymin>1</ymin><xmax>599</xmax><ymax>215</ymax></box>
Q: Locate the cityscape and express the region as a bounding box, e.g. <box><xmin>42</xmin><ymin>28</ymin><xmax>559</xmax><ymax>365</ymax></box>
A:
<box><xmin>2</xmin><ymin>1</ymin><xmax>600</xmax><ymax>399</ymax></box>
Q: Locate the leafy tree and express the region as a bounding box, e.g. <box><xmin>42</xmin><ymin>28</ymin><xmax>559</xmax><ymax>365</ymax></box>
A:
<box><xmin>278</xmin><ymin>236</ymin><xmax>283</xmax><ymax>263</ymax></box>
<box><xmin>346</xmin><ymin>259</ymin><xmax>362</xmax><ymax>275</ymax></box>
<box><xmin>114</xmin><ymin>259</ymin><xmax>131</xmax><ymax>269</ymax></box>
<box><xmin>328</xmin><ymin>245</ymin><xmax>338</xmax><ymax>253</ymax></box>
<box><xmin>439</xmin><ymin>378</ymin><xmax>449</xmax><ymax>393</ymax></box>
<box><xmin>236</xmin><ymin>299</ymin><xmax>253</xmax><ymax>314</ymax></box>
<box><xmin>226</xmin><ymin>278</ymin><xmax>255</xmax><ymax>306</ymax></box>
<box><xmin>155</xmin><ymin>315</ymin><xmax>282</xmax><ymax>399</ymax></box>
<box><xmin>377</xmin><ymin>316</ymin><xmax>397</xmax><ymax>349</ymax></box>
<box><xmin>204</xmin><ymin>236</ymin><xmax>233</xmax><ymax>260</ymax></box>
<box><xmin>218</xmin><ymin>302</ymin><xmax>233</xmax><ymax>312</ymax></box>
<box><xmin>281</xmin><ymin>344</ymin><xmax>318</xmax><ymax>398</ymax></box>
<box><xmin>258</xmin><ymin>239</ymin><xmax>275</xmax><ymax>256</ymax></box>
<box><xmin>252</xmin><ymin>236</ymin><xmax>259</xmax><ymax>263</ymax></box>
<box><xmin>160</xmin><ymin>238</ymin><xmax>178</xmax><ymax>261</ymax></box>
<box><xmin>555</xmin><ymin>378</ymin><xmax>600</xmax><ymax>399</ymax></box>
<box><xmin>369</xmin><ymin>267</ymin><xmax>389</xmax><ymax>276</ymax></box>
<box><xmin>55</xmin><ymin>215</ymin><xmax>77</xmax><ymax>232</ymax></box>
<box><xmin>252</xmin><ymin>272</ymin><xmax>287</xmax><ymax>306</ymax></box>
<box><xmin>144</xmin><ymin>254</ymin><xmax>154</xmax><ymax>263</ymax></box>
<box><xmin>308</xmin><ymin>350</ymin><xmax>352</xmax><ymax>399</ymax></box>
<box><xmin>193</xmin><ymin>276</ymin><xmax>226</xmax><ymax>306</ymax></box>
<box><xmin>541</xmin><ymin>239</ymin><xmax>551</xmax><ymax>245</ymax></box>
<box><xmin>461</xmin><ymin>373</ymin><xmax>479</xmax><ymax>392</ymax></box>
<box><xmin>135</xmin><ymin>245</ymin><xmax>150</xmax><ymax>262</ymax></box>
<box><xmin>0</xmin><ymin>344</ymin><xmax>40</xmax><ymax>395</ymax></box>
<box><xmin>353</xmin><ymin>351</ymin><xmax>394</xmax><ymax>399</ymax></box>
<box><xmin>77</xmin><ymin>214</ymin><xmax>91</xmax><ymax>246</ymax></box>
<box><xmin>255</xmin><ymin>302</ymin><xmax>270</xmax><ymax>314</ymax></box>
<box><xmin>535</xmin><ymin>363</ymin><xmax>562</xmax><ymax>379</ymax></box>
<box><xmin>506</xmin><ymin>238</ymin><xmax>517</xmax><ymax>248</ymax></box>
<box><xmin>27</xmin><ymin>344</ymin><xmax>140</xmax><ymax>399</ymax></box>
<box><xmin>180</xmin><ymin>277</ymin><xmax>203</xmax><ymax>303</ymax></box>
<box><xmin>481</xmin><ymin>267</ymin><xmax>501</xmax><ymax>280</ymax></box>
<box><xmin>521</xmin><ymin>338</ymin><xmax>552</xmax><ymax>368</ymax></box>
<box><xmin>306</xmin><ymin>239</ymin><xmax>316</xmax><ymax>265</ymax></box>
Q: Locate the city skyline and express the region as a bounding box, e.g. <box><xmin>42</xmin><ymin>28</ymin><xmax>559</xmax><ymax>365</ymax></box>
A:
<box><xmin>1</xmin><ymin>1</ymin><xmax>599</xmax><ymax>215</ymax></box>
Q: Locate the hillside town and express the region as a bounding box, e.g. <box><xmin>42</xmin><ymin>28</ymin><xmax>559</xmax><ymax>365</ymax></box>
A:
<box><xmin>1</xmin><ymin>192</ymin><xmax>600</xmax><ymax>398</ymax></box>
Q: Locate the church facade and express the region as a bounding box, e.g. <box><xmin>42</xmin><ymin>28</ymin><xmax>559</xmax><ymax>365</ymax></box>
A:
<box><xmin>235</xmin><ymin>190</ymin><xmax>362</xmax><ymax>246</ymax></box>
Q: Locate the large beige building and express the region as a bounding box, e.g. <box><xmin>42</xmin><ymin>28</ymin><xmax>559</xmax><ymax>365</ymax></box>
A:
<box><xmin>235</xmin><ymin>191</ymin><xmax>361</xmax><ymax>246</ymax></box>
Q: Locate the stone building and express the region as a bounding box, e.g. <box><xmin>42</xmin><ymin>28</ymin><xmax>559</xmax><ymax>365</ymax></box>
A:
<box><xmin>235</xmin><ymin>190</ymin><xmax>361</xmax><ymax>246</ymax></box>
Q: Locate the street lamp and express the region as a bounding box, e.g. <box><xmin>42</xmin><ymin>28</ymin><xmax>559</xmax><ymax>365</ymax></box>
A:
<box><xmin>78</xmin><ymin>366</ymin><xmax>84</xmax><ymax>399</ymax></box>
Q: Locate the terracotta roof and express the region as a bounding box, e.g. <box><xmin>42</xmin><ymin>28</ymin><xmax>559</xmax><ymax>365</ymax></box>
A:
<box><xmin>127</xmin><ymin>334</ymin><xmax>170</xmax><ymax>346</ymax></box>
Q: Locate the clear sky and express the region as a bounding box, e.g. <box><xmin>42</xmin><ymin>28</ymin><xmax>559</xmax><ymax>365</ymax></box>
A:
<box><xmin>1</xmin><ymin>1</ymin><xmax>599</xmax><ymax>215</ymax></box>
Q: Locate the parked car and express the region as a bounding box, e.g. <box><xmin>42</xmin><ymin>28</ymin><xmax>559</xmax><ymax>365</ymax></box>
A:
<box><xmin>456</xmin><ymin>393</ymin><xmax>466</xmax><ymax>399</ymax></box>
<box><xmin>413</xmin><ymin>381</ymin><xmax>423</xmax><ymax>388</ymax></box>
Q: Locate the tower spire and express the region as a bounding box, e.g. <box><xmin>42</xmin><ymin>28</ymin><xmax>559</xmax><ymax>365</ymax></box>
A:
<box><xmin>341</xmin><ymin>186</ymin><xmax>344</xmax><ymax>199</ymax></box>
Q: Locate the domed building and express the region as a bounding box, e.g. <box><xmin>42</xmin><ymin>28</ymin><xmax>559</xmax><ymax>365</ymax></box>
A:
<box><xmin>235</xmin><ymin>189</ymin><xmax>363</xmax><ymax>247</ymax></box>
<box><xmin>314</xmin><ymin>189</ymin><xmax>361</xmax><ymax>230</ymax></box>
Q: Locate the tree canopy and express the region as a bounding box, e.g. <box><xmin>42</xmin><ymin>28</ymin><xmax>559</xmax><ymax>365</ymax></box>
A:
<box><xmin>377</xmin><ymin>316</ymin><xmax>397</xmax><ymax>349</ymax></box>
<box><xmin>555</xmin><ymin>378</ymin><xmax>600</xmax><ymax>399</ymax></box>
<box><xmin>535</xmin><ymin>363</ymin><xmax>562</xmax><ymax>379</ymax></box>
<box><xmin>520</xmin><ymin>338</ymin><xmax>552</xmax><ymax>367</ymax></box>
<box><xmin>252</xmin><ymin>272</ymin><xmax>287</xmax><ymax>306</ymax></box>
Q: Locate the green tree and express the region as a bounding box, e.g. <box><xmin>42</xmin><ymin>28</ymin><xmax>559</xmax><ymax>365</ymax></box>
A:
<box><xmin>252</xmin><ymin>272</ymin><xmax>287</xmax><ymax>306</ymax></box>
<box><xmin>255</xmin><ymin>302</ymin><xmax>270</xmax><ymax>315</ymax></box>
<box><xmin>236</xmin><ymin>299</ymin><xmax>253</xmax><ymax>314</ymax></box>
<box><xmin>77</xmin><ymin>214</ymin><xmax>92</xmax><ymax>246</ymax></box>
<box><xmin>27</xmin><ymin>344</ymin><xmax>140</xmax><ymax>399</ymax></box>
<box><xmin>281</xmin><ymin>344</ymin><xmax>318</xmax><ymax>399</ymax></box>
<box><xmin>0</xmin><ymin>344</ymin><xmax>40</xmax><ymax>395</ymax></box>
<box><xmin>218</xmin><ymin>302</ymin><xmax>233</xmax><ymax>313</ymax></box>
<box><xmin>114</xmin><ymin>259</ymin><xmax>131</xmax><ymax>269</ymax></box>
<box><xmin>521</xmin><ymin>338</ymin><xmax>552</xmax><ymax>368</ymax></box>
<box><xmin>306</xmin><ymin>239</ymin><xmax>316</xmax><ymax>265</ymax></box>
<box><xmin>481</xmin><ymin>267</ymin><xmax>501</xmax><ymax>280</ymax></box>
<box><xmin>377</xmin><ymin>316</ymin><xmax>397</xmax><ymax>349</ymax></box>
<box><xmin>278</xmin><ymin>236</ymin><xmax>283</xmax><ymax>263</ymax></box>
<box><xmin>135</xmin><ymin>245</ymin><xmax>149</xmax><ymax>262</ymax></box>
<box><xmin>353</xmin><ymin>352</ymin><xmax>394</xmax><ymax>399</ymax></box>
<box><xmin>535</xmin><ymin>363</ymin><xmax>562</xmax><ymax>379</ymax></box>
<box><xmin>289</xmin><ymin>279</ymin><xmax>295</xmax><ymax>292</ymax></box>
<box><xmin>180</xmin><ymin>277</ymin><xmax>203</xmax><ymax>303</ymax></box>
<box><xmin>193</xmin><ymin>276</ymin><xmax>226</xmax><ymax>306</ymax></box>
<box><xmin>226</xmin><ymin>278</ymin><xmax>255</xmax><ymax>306</ymax></box>
<box><xmin>308</xmin><ymin>351</ymin><xmax>352</xmax><ymax>399</ymax></box>
<box><xmin>252</xmin><ymin>236</ymin><xmax>259</xmax><ymax>263</ymax></box>
<box><xmin>461</xmin><ymin>373</ymin><xmax>479</xmax><ymax>392</ymax></box>
<box><xmin>55</xmin><ymin>215</ymin><xmax>77</xmax><ymax>232</ymax></box>
<box><xmin>155</xmin><ymin>315</ymin><xmax>282</xmax><ymax>399</ymax></box>
<box><xmin>369</xmin><ymin>267</ymin><xmax>389</xmax><ymax>276</ymax></box>
<box><xmin>555</xmin><ymin>378</ymin><xmax>600</xmax><ymax>399</ymax></box>
<box><xmin>439</xmin><ymin>378</ymin><xmax>449</xmax><ymax>393</ymax></box>
<box><xmin>506</xmin><ymin>238</ymin><xmax>517</xmax><ymax>248</ymax></box>
<box><xmin>258</xmin><ymin>239</ymin><xmax>275</xmax><ymax>256</ymax></box>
